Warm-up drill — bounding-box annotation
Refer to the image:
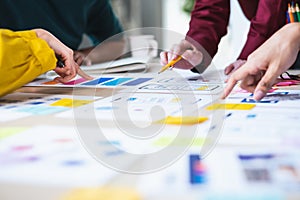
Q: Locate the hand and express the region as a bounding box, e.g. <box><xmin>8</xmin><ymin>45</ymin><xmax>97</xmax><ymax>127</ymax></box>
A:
<box><xmin>224</xmin><ymin>59</ymin><xmax>246</xmax><ymax>75</ymax></box>
<box><xmin>160</xmin><ymin>39</ymin><xmax>203</xmax><ymax>70</ymax></box>
<box><xmin>34</xmin><ymin>29</ymin><xmax>92</xmax><ymax>83</ymax></box>
<box><xmin>222</xmin><ymin>23</ymin><xmax>300</xmax><ymax>101</ymax></box>
<box><xmin>74</xmin><ymin>50</ymin><xmax>92</xmax><ymax>66</ymax></box>
<box><xmin>74</xmin><ymin>40</ymin><xmax>125</xmax><ymax>66</ymax></box>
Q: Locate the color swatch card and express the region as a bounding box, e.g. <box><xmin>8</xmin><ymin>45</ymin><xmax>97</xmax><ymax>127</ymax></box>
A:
<box><xmin>26</xmin><ymin>73</ymin><xmax>223</xmax><ymax>95</ymax></box>
<box><xmin>0</xmin><ymin>92</ymin><xmax>98</xmax><ymax>122</ymax></box>
<box><xmin>0</xmin><ymin>126</ymin><xmax>119</xmax><ymax>187</ymax></box>
<box><xmin>237</xmin><ymin>148</ymin><xmax>300</xmax><ymax>190</ymax></box>
<box><xmin>26</xmin><ymin>75</ymin><xmax>154</xmax><ymax>88</ymax></box>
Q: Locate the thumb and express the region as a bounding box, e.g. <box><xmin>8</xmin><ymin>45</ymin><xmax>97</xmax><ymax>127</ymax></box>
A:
<box><xmin>253</xmin><ymin>69</ymin><xmax>277</xmax><ymax>101</ymax></box>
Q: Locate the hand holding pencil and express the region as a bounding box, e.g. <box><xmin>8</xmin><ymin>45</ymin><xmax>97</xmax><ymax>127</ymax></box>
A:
<box><xmin>34</xmin><ymin>29</ymin><xmax>92</xmax><ymax>83</ymax></box>
<box><xmin>159</xmin><ymin>39</ymin><xmax>203</xmax><ymax>71</ymax></box>
<box><xmin>158</xmin><ymin>55</ymin><xmax>182</xmax><ymax>73</ymax></box>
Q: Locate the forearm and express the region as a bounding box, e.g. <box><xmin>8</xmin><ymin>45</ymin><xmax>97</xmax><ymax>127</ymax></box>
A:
<box><xmin>34</xmin><ymin>29</ymin><xmax>52</xmax><ymax>43</ymax></box>
<box><xmin>238</xmin><ymin>0</ymin><xmax>287</xmax><ymax>60</ymax></box>
<box><xmin>271</xmin><ymin>23</ymin><xmax>300</xmax><ymax>55</ymax></box>
<box><xmin>34</xmin><ymin>28</ymin><xmax>74</xmax><ymax>59</ymax></box>
<box><xmin>186</xmin><ymin>0</ymin><xmax>230</xmax><ymax>58</ymax></box>
<box><xmin>78</xmin><ymin>39</ymin><xmax>125</xmax><ymax>64</ymax></box>
<box><xmin>293</xmin><ymin>23</ymin><xmax>300</xmax><ymax>50</ymax></box>
<box><xmin>186</xmin><ymin>0</ymin><xmax>230</xmax><ymax>72</ymax></box>
<box><xmin>35</xmin><ymin>29</ymin><xmax>92</xmax><ymax>83</ymax></box>
<box><xmin>0</xmin><ymin>29</ymin><xmax>56</xmax><ymax>96</ymax></box>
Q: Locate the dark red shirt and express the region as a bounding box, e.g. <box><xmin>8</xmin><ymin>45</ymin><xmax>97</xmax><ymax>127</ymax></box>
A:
<box><xmin>186</xmin><ymin>0</ymin><xmax>288</xmax><ymax>68</ymax></box>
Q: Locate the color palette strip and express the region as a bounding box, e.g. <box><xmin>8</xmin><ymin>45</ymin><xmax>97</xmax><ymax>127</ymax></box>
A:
<box><xmin>37</xmin><ymin>76</ymin><xmax>153</xmax><ymax>88</ymax></box>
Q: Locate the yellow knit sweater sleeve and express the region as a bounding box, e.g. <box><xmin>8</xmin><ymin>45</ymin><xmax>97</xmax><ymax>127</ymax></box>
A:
<box><xmin>0</xmin><ymin>29</ymin><xmax>57</xmax><ymax>97</ymax></box>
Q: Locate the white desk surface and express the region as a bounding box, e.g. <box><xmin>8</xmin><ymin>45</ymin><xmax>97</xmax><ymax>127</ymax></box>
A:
<box><xmin>1</xmin><ymin>62</ymin><xmax>300</xmax><ymax>200</ymax></box>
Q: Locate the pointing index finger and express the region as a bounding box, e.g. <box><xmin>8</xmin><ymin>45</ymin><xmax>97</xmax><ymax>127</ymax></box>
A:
<box><xmin>77</xmin><ymin>67</ymin><xmax>93</xmax><ymax>80</ymax></box>
<box><xmin>222</xmin><ymin>66</ymin><xmax>249</xmax><ymax>99</ymax></box>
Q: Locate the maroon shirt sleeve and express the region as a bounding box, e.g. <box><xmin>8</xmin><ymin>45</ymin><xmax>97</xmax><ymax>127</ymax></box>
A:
<box><xmin>186</xmin><ymin>0</ymin><xmax>230</xmax><ymax>71</ymax></box>
<box><xmin>238</xmin><ymin>0</ymin><xmax>287</xmax><ymax>60</ymax></box>
<box><xmin>186</xmin><ymin>0</ymin><xmax>230</xmax><ymax>59</ymax></box>
<box><xmin>237</xmin><ymin>0</ymin><xmax>259</xmax><ymax>20</ymax></box>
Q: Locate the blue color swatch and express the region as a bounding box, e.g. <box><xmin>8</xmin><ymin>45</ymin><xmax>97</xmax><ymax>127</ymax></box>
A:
<box><xmin>81</xmin><ymin>77</ymin><xmax>114</xmax><ymax>86</ymax></box>
<box><xmin>16</xmin><ymin>106</ymin><xmax>68</xmax><ymax>115</ymax></box>
<box><xmin>102</xmin><ymin>78</ymin><xmax>132</xmax><ymax>86</ymax></box>
<box><xmin>122</xmin><ymin>78</ymin><xmax>152</xmax><ymax>86</ymax></box>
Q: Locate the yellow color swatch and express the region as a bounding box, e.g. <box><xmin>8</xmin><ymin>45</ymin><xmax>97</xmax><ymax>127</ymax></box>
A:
<box><xmin>197</xmin><ymin>86</ymin><xmax>209</xmax><ymax>91</ymax></box>
<box><xmin>62</xmin><ymin>187</ymin><xmax>141</xmax><ymax>200</ymax></box>
<box><xmin>157</xmin><ymin>116</ymin><xmax>208</xmax><ymax>125</ymax></box>
<box><xmin>171</xmin><ymin>98</ymin><xmax>181</xmax><ymax>103</ymax></box>
<box><xmin>51</xmin><ymin>98</ymin><xmax>93</xmax><ymax>108</ymax></box>
<box><xmin>206</xmin><ymin>103</ymin><xmax>255</xmax><ymax>110</ymax></box>
<box><xmin>153</xmin><ymin>137</ymin><xmax>206</xmax><ymax>147</ymax></box>
<box><xmin>0</xmin><ymin>127</ymin><xmax>27</xmax><ymax>141</ymax></box>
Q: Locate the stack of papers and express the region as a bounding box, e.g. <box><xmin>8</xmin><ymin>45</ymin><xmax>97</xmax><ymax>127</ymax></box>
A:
<box><xmin>80</xmin><ymin>57</ymin><xmax>150</xmax><ymax>74</ymax></box>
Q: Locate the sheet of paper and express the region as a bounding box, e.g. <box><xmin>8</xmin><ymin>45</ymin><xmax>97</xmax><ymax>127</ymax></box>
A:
<box><xmin>0</xmin><ymin>126</ymin><xmax>119</xmax><ymax>187</ymax></box>
<box><xmin>0</xmin><ymin>93</ymin><xmax>98</xmax><ymax>122</ymax></box>
<box><xmin>57</xmin><ymin>92</ymin><xmax>214</xmax><ymax>124</ymax></box>
<box><xmin>81</xmin><ymin>57</ymin><xmax>149</xmax><ymax>71</ymax></box>
<box><xmin>0</xmin><ymin>127</ymin><xmax>28</xmax><ymax>140</ymax></box>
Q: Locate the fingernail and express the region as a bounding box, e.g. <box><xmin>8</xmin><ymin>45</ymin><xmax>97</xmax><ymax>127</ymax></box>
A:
<box><xmin>170</xmin><ymin>54</ymin><xmax>176</xmax><ymax>60</ymax></box>
<box><xmin>224</xmin><ymin>69</ymin><xmax>229</xmax><ymax>75</ymax></box>
<box><xmin>220</xmin><ymin>93</ymin><xmax>226</xmax><ymax>99</ymax></box>
<box><xmin>253</xmin><ymin>90</ymin><xmax>265</xmax><ymax>101</ymax></box>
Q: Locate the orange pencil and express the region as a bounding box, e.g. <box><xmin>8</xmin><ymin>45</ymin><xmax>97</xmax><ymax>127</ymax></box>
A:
<box><xmin>291</xmin><ymin>2</ymin><xmax>298</xmax><ymax>22</ymax></box>
<box><xmin>288</xmin><ymin>3</ymin><xmax>295</xmax><ymax>23</ymax></box>
<box><xmin>158</xmin><ymin>55</ymin><xmax>182</xmax><ymax>74</ymax></box>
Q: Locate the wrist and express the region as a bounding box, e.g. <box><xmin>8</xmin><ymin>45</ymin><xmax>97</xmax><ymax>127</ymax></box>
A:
<box><xmin>192</xmin><ymin>52</ymin><xmax>212</xmax><ymax>74</ymax></box>
<box><xmin>33</xmin><ymin>29</ymin><xmax>51</xmax><ymax>42</ymax></box>
<box><xmin>286</xmin><ymin>23</ymin><xmax>300</xmax><ymax>51</ymax></box>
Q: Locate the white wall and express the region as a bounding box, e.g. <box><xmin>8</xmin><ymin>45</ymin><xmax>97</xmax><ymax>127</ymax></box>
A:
<box><xmin>162</xmin><ymin>0</ymin><xmax>191</xmax><ymax>51</ymax></box>
<box><xmin>162</xmin><ymin>0</ymin><xmax>250</xmax><ymax>69</ymax></box>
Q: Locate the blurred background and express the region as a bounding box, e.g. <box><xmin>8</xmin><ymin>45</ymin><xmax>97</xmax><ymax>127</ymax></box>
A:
<box><xmin>110</xmin><ymin>0</ymin><xmax>250</xmax><ymax>69</ymax></box>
